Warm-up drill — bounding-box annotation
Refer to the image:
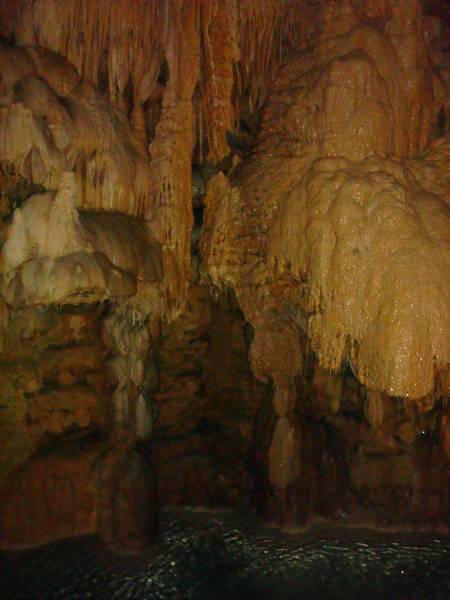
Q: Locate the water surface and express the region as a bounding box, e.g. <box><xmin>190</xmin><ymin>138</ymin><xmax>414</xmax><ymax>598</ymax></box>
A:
<box><xmin>1</xmin><ymin>510</ymin><xmax>449</xmax><ymax>599</ymax></box>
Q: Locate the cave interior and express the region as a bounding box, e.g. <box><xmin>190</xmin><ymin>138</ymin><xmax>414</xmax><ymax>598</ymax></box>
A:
<box><xmin>0</xmin><ymin>0</ymin><xmax>448</xmax><ymax>557</ymax></box>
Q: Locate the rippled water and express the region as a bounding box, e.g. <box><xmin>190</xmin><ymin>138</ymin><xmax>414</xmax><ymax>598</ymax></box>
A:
<box><xmin>1</xmin><ymin>510</ymin><xmax>449</xmax><ymax>600</ymax></box>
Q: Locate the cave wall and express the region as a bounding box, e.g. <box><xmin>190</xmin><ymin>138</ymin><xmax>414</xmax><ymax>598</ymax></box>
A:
<box><xmin>0</xmin><ymin>299</ymin><xmax>158</xmax><ymax>550</ymax></box>
<box><xmin>0</xmin><ymin>303</ymin><xmax>107</xmax><ymax>481</ymax></box>
<box><xmin>153</xmin><ymin>285</ymin><xmax>269</xmax><ymax>508</ymax></box>
<box><xmin>0</xmin><ymin>0</ymin><xmax>448</xmax><ymax>549</ymax></box>
<box><xmin>253</xmin><ymin>360</ymin><xmax>448</xmax><ymax>527</ymax></box>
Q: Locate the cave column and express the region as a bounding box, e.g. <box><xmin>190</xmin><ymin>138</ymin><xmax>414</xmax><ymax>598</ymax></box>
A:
<box><xmin>98</xmin><ymin>301</ymin><xmax>160</xmax><ymax>551</ymax></box>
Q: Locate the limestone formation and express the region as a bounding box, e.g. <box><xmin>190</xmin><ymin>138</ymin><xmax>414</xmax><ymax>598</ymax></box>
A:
<box><xmin>0</xmin><ymin>172</ymin><xmax>165</xmax><ymax>308</ymax></box>
<box><xmin>201</xmin><ymin>0</ymin><xmax>449</xmax><ymax>401</ymax></box>
<box><xmin>0</xmin><ymin>46</ymin><xmax>152</xmax><ymax>217</ymax></box>
<box><xmin>102</xmin><ymin>302</ymin><xmax>157</xmax><ymax>437</ymax></box>
<box><xmin>0</xmin><ymin>0</ymin><xmax>448</xmax><ymax>549</ymax></box>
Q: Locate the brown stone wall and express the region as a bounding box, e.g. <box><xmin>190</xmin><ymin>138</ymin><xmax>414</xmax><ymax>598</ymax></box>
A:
<box><xmin>0</xmin><ymin>303</ymin><xmax>108</xmax><ymax>481</ymax></box>
<box><xmin>152</xmin><ymin>286</ymin><xmax>269</xmax><ymax>508</ymax></box>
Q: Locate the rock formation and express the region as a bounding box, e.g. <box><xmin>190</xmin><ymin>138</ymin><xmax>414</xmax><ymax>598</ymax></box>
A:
<box><xmin>200</xmin><ymin>0</ymin><xmax>449</xmax><ymax>510</ymax></box>
<box><xmin>0</xmin><ymin>0</ymin><xmax>448</xmax><ymax>550</ymax></box>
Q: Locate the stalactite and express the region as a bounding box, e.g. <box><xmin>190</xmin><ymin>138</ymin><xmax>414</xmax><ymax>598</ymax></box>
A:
<box><xmin>199</xmin><ymin>0</ymin><xmax>238</xmax><ymax>163</ymax></box>
<box><xmin>0</xmin><ymin>45</ymin><xmax>153</xmax><ymax>217</ymax></box>
<box><xmin>0</xmin><ymin>0</ymin><xmax>312</xmax><ymax>315</ymax></box>
<box><xmin>0</xmin><ymin>0</ymin><xmax>448</xmax><ymax>548</ymax></box>
<box><xmin>102</xmin><ymin>302</ymin><xmax>157</xmax><ymax>441</ymax></box>
<box><xmin>0</xmin><ymin>0</ymin><xmax>447</xmax><ymax>431</ymax></box>
<box><xmin>201</xmin><ymin>0</ymin><xmax>449</xmax><ymax>400</ymax></box>
<box><xmin>146</xmin><ymin>0</ymin><xmax>201</xmax><ymax>313</ymax></box>
<box><xmin>1</xmin><ymin>0</ymin><xmax>308</xmax><ymax>161</ymax></box>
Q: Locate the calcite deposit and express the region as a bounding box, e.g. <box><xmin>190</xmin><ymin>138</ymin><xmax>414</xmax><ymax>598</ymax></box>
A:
<box><xmin>0</xmin><ymin>46</ymin><xmax>152</xmax><ymax>216</ymax></box>
<box><xmin>202</xmin><ymin>0</ymin><xmax>449</xmax><ymax>401</ymax></box>
<box><xmin>0</xmin><ymin>0</ymin><xmax>448</xmax><ymax>550</ymax></box>
<box><xmin>0</xmin><ymin>172</ymin><xmax>167</xmax><ymax>309</ymax></box>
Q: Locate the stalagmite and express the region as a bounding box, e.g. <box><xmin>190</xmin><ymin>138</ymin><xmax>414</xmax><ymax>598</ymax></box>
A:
<box><xmin>364</xmin><ymin>390</ymin><xmax>385</xmax><ymax>429</ymax></box>
<box><xmin>135</xmin><ymin>393</ymin><xmax>153</xmax><ymax>440</ymax></box>
<box><xmin>268</xmin><ymin>414</ymin><xmax>302</xmax><ymax>492</ymax></box>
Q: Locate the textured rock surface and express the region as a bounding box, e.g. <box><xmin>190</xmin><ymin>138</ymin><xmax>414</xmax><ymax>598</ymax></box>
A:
<box><xmin>201</xmin><ymin>1</ymin><xmax>449</xmax><ymax>401</ymax></box>
<box><xmin>0</xmin><ymin>46</ymin><xmax>152</xmax><ymax>217</ymax></box>
<box><xmin>0</xmin><ymin>303</ymin><xmax>106</xmax><ymax>480</ymax></box>
<box><xmin>199</xmin><ymin>0</ymin><xmax>449</xmax><ymax>520</ymax></box>
<box><xmin>0</xmin><ymin>0</ymin><xmax>448</xmax><ymax>550</ymax></box>
<box><xmin>0</xmin><ymin>441</ymin><xmax>157</xmax><ymax>551</ymax></box>
<box><xmin>0</xmin><ymin>299</ymin><xmax>158</xmax><ymax>551</ymax></box>
<box><xmin>97</xmin><ymin>447</ymin><xmax>158</xmax><ymax>552</ymax></box>
<box><xmin>0</xmin><ymin>0</ymin><xmax>311</xmax><ymax>307</ymax></box>
<box><xmin>152</xmin><ymin>287</ymin><xmax>269</xmax><ymax>508</ymax></box>
<box><xmin>0</xmin><ymin>440</ymin><xmax>104</xmax><ymax>549</ymax></box>
<box><xmin>0</xmin><ymin>173</ymin><xmax>166</xmax><ymax>307</ymax></box>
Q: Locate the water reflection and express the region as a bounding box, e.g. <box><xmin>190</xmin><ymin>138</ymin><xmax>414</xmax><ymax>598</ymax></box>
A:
<box><xmin>1</xmin><ymin>510</ymin><xmax>449</xmax><ymax>599</ymax></box>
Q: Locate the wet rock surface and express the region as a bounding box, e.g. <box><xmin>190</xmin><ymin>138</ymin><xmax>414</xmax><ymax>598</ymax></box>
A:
<box><xmin>0</xmin><ymin>0</ymin><xmax>448</xmax><ymax>560</ymax></box>
<box><xmin>0</xmin><ymin>510</ymin><xmax>448</xmax><ymax>600</ymax></box>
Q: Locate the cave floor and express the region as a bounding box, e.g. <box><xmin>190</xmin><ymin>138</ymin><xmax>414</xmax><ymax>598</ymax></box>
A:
<box><xmin>0</xmin><ymin>509</ymin><xmax>448</xmax><ymax>600</ymax></box>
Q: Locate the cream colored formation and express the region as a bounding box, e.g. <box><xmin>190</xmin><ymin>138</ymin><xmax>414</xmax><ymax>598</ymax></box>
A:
<box><xmin>0</xmin><ymin>172</ymin><xmax>164</xmax><ymax>308</ymax></box>
<box><xmin>202</xmin><ymin>0</ymin><xmax>449</xmax><ymax>402</ymax></box>
<box><xmin>0</xmin><ymin>46</ymin><xmax>152</xmax><ymax>216</ymax></box>
<box><xmin>1</xmin><ymin>0</ymin><xmax>304</xmax><ymax>307</ymax></box>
